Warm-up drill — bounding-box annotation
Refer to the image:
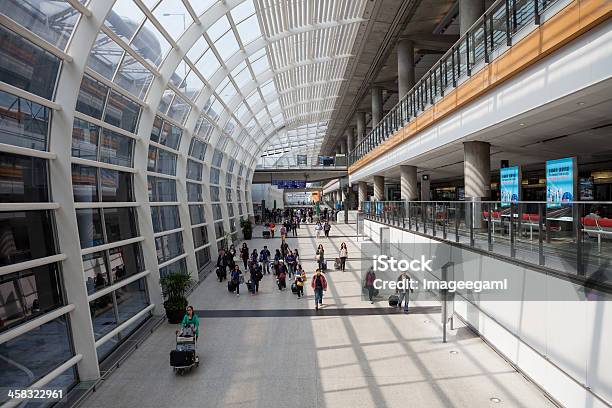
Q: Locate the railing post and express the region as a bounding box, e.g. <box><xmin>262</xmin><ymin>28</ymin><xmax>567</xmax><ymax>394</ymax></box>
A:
<box><xmin>510</xmin><ymin>203</ymin><xmax>516</xmax><ymax>258</ymax></box>
<box><xmin>489</xmin><ymin>13</ymin><xmax>495</xmax><ymax>52</ymax></box>
<box><xmin>421</xmin><ymin>202</ymin><xmax>426</xmax><ymax>235</ymax></box>
<box><xmin>455</xmin><ymin>203</ymin><xmax>460</xmax><ymax>243</ymax></box>
<box><xmin>407</xmin><ymin>201</ymin><xmax>412</xmax><ymax>230</ymax></box>
<box><xmin>483</xmin><ymin>14</ymin><xmax>490</xmax><ymax>63</ymax></box>
<box><xmin>574</xmin><ymin>203</ymin><xmax>584</xmax><ymax>276</ymax></box>
<box><xmin>465</xmin><ymin>35</ymin><xmax>472</xmax><ymax>77</ymax></box>
<box><xmin>451</xmin><ymin>47</ymin><xmax>457</xmax><ymax>87</ymax></box>
<box><xmin>505</xmin><ymin>0</ymin><xmax>512</xmax><ymax>46</ymax></box>
<box><xmin>443</xmin><ymin>202</ymin><xmax>447</xmax><ymax>240</ymax></box>
<box><xmin>538</xmin><ymin>202</ymin><xmax>544</xmax><ymax>265</ymax></box>
<box><xmin>469</xmin><ymin>201</ymin><xmax>474</xmax><ymax>247</ymax></box>
<box><xmin>534</xmin><ymin>0</ymin><xmax>541</xmax><ymax>25</ymax></box>
<box><xmin>432</xmin><ymin>203</ymin><xmax>437</xmax><ymax>237</ymax></box>
<box><xmin>487</xmin><ymin>202</ymin><xmax>493</xmax><ymax>251</ymax></box>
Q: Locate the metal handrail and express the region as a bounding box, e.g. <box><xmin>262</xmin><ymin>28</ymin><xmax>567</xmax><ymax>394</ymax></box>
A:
<box><xmin>349</xmin><ymin>0</ymin><xmax>556</xmax><ymax>166</ymax></box>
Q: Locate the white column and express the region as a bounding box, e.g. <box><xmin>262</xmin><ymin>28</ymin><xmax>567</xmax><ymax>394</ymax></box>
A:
<box><xmin>464</xmin><ymin>141</ymin><xmax>491</xmax><ymax>199</ymax></box>
<box><xmin>358</xmin><ymin>182</ymin><xmax>368</xmax><ymax>210</ymax></box>
<box><xmin>400</xmin><ymin>165</ymin><xmax>418</xmax><ymax>201</ymax></box>
<box><xmin>356</xmin><ymin>111</ymin><xmax>366</xmax><ymax>142</ymax></box>
<box><xmin>397</xmin><ymin>39</ymin><xmax>415</xmax><ymax>99</ymax></box>
<box><xmin>374</xmin><ymin>176</ymin><xmax>385</xmax><ymax>201</ymax></box>
<box><xmin>371</xmin><ymin>86</ymin><xmax>383</xmax><ymax>126</ymax></box>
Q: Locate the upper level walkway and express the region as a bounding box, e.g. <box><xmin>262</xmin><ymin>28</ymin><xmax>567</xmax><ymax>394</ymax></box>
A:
<box><xmin>80</xmin><ymin>223</ymin><xmax>552</xmax><ymax>408</ymax></box>
<box><xmin>348</xmin><ymin>0</ymin><xmax>612</xmax><ymax>182</ymax></box>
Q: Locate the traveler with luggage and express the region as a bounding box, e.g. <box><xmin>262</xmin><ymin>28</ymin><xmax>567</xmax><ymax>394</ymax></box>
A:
<box><xmin>249</xmin><ymin>261</ymin><xmax>262</xmax><ymax>295</ymax></box>
<box><xmin>294</xmin><ymin>271</ymin><xmax>305</xmax><ymax>298</ymax></box>
<box><xmin>277</xmin><ymin>261</ymin><xmax>287</xmax><ymax>290</ymax></box>
<box><xmin>259</xmin><ymin>246</ymin><xmax>271</xmax><ymax>274</ymax></box>
<box><xmin>291</xmin><ymin>219</ymin><xmax>298</xmax><ymax>236</ymax></box>
<box><xmin>231</xmin><ymin>265</ymin><xmax>242</xmax><ymax>297</ymax></box>
<box><xmin>216</xmin><ymin>249</ymin><xmax>228</xmax><ymax>282</ymax></box>
<box><xmin>396</xmin><ymin>272</ymin><xmax>414</xmax><ymax>313</ymax></box>
<box><xmin>365</xmin><ymin>268</ymin><xmax>377</xmax><ymax>304</ymax></box>
<box><xmin>269</xmin><ymin>222</ymin><xmax>276</xmax><ymax>237</ymax></box>
<box><xmin>225</xmin><ymin>247</ymin><xmax>235</xmax><ymax>270</ymax></box>
<box><xmin>178</xmin><ymin>306</ymin><xmax>200</xmax><ymax>340</ymax></box>
<box><xmin>316</xmin><ymin>244</ymin><xmax>325</xmax><ymax>272</ymax></box>
<box><xmin>294</xmin><ymin>248</ymin><xmax>300</xmax><ymax>265</ymax></box>
<box><xmin>311</xmin><ymin>269</ymin><xmax>328</xmax><ymax>311</ymax></box>
<box><xmin>339</xmin><ymin>242</ymin><xmax>348</xmax><ymax>272</ymax></box>
<box><xmin>250</xmin><ymin>249</ymin><xmax>258</xmax><ymax>264</ymax></box>
<box><xmin>280</xmin><ymin>224</ymin><xmax>287</xmax><ymax>241</ymax></box>
<box><xmin>240</xmin><ymin>243</ymin><xmax>249</xmax><ymax>269</ymax></box>
<box><xmin>323</xmin><ymin>221</ymin><xmax>331</xmax><ymax>238</ymax></box>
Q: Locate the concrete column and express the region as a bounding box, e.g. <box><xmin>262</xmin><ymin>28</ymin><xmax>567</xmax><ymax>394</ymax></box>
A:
<box><xmin>335</xmin><ymin>145</ymin><xmax>341</xmax><ymax>155</ymax></box>
<box><xmin>339</xmin><ymin>142</ymin><xmax>346</xmax><ymax>154</ymax></box>
<box><xmin>373</xmin><ymin>175</ymin><xmax>385</xmax><ymax>201</ymax></box>
<box><xmin>420</xmin><ymin>176</ymin><xmax>431</xmax><ymax>201</ymax></box>
<box><xmin>371</xmin><ymin>86</ymin><xmax>383</xmax><ymax>126</ymax></box>
<box><xmin>400</xmin><ymin>165</ymin><xmax>418</xmax><ymax>201</ymax></box>
<box><xmin>397</xmin><ymin>39</ymin><xmax>415</xmax><ymax>99</ymax></box>
<box><xmin>346</xmin><ymin>127</ymin><xmax>354</xmax><ymax>153</ymax></box>
<box><xmin>460</xmin><ymin>0</ymin><xmax>485</xmax><ymax>36</ymax></box>
<box><xmin>464</xmin><ymin>141</ymin><xmax>491</xmax><ymax>199</ymax></box>
<box><xmin>356</xmin><ymin>111</ymin><xmax>366</xmax><ymax>142</ymax></box>
<box><xmin>358</xmin><ymin>181</ymin><xmax>368</xmax><ymax>210</ymax></box>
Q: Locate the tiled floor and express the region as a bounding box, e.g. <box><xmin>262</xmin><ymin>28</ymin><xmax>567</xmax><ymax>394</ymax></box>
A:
<box><xmin>81</xmin><ymin>222</ymin><xmax>554</xmax><ymax>408</ymax></box>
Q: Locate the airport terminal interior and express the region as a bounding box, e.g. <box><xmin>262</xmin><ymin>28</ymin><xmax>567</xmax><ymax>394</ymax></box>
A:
<box><xmin>0</xmin><ymin>0</ymin><xmax>611</xmax><ymax>407</ymax></box>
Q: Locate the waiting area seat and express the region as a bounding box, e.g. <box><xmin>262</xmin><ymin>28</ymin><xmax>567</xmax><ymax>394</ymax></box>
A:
<box><xmin>581</xmin><ymin>217</ymin><xmax>612</xmax><ymax>253</ymax></box>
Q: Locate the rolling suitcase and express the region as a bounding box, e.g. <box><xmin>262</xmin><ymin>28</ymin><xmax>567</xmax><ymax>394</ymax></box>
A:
<box><xmin>228</xmin><ymin>280</ymin><xmax>236</xmax><ymax>292</ymax></box>
<box><xmin>321</xmin><ymin>261</ymin><xmax>327</xmax><ymax>271</ymax></box>
<box><xmin>263</xmin><ymin>230</ymin><xmax>270</xmax><ymax>238</ymax></box>
<box><xmin>170</xmin><ymin>349</ymin><xmax>195</xmax><ymax>367</ymax></box>
<box><xmin>334</xmin><ymin>258</ymin><xmax>341</xmax><ymax>270</ymax></box>
<box><xmin>388</xmin><ymin>295</ymin><xmax>399</xmax><ymax>307</ymax></box>
<box><xmin>291</xmin><ymin>283</ymin><xmax>298</xmax><ymax>293</ymax></box>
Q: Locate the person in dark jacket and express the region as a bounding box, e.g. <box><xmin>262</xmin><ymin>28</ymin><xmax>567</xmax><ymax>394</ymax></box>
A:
<box><xmin>259</xmin><ymin>246</ymin><xmax>271</xmax><ymax>274</ymax></box>
<box><xmin>231</xmin><ymin>265</ymin><xmax>242</xmax><ymax>297</ymax></box>
<box><xmin>365</xmin><ymin>268</ymin><xmax>377</xmax><ymax>304</ymax></box>
<box><xmin>240</xmin><ymin>243</ymin><xmax>249</xmax><ymax>269</ymax></box>
<box><xmin>249</xmin><ymin>261</ymin><xmax>261</xmax><ymax>295</ymax></box>
<box><xmin>216</xmin><ymin>249</ymin><xmax>227</xmax><ymax>281</ymax></box>
<box><xmin>311</xmin><ymin>269</ymin><xmax>328</xmax><ymax>311</ymax></box>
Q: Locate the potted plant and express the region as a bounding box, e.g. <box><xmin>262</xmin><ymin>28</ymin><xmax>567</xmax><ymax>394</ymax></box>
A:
<box><xmin>240</xmin><ymin>217</ymin><xmax>253</xmax><ymax>240</ymax></box>
<box><xmin>159</xmin><ymin>272</ymin><xmax>194</xmax><ymax>324</ymax></box>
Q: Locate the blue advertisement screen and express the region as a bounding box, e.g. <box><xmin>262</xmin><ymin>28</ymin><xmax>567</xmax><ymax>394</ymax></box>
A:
<box><xmin>500</xmin><ymin>166</ymin><xmax>520</xmax><ymax>207</ymax></box>
<box><xmin>546</xmin><ymin>157</ymin><xmax>575</xmax><ymax>208</ymax></box>
<box><xmin>272</xmin><ymin>180</ymin><xmax>306</xmax><ymax>189</ymax></box>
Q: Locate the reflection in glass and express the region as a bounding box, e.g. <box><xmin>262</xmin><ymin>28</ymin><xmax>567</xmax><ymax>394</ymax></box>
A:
<box><xmin>108</xmin><ymin>243</ymin><xmax>144</xmax><ymax>284</ymax></box>
<box><xmin>72</xmin><ymin>164</ymin><xmax>98</xmax><ymax>202</ymax></box>
<box><xmin>148</xmin><ymin>176</ymin><xmax>177</xmax><ymax>201</ymax></box>
<box><xmin>83</xmin><ymin>251</ymin><xmax>109</xmax><ymax>295</ymax></box>
<box><xmin>147</xmin><ymin>146</ymin><xmax>177</xmax><ymax>175</ymax></box>
<box><xmin>0</xmin><ymin>25</ymin><xmax>60</xmax><ymax>100</ymax></box>
<box><xmin>187</xmin><ymin>182</ymin><xmax>202</xmax><ymax>202</ymax></box>
<box><xmin>101</xmin><ymin>168</ymin><xmax>133</xmax><ymax>202</ymax></box>
<box><xmin>72</xmin><ymin>118</ymin><xmax>99</xmax><ymax>160</ymax></box>
<box><xmin>114</xmin><ymin>54</ymin><xmax>155</xmax><ymax>99</ymax></box>
<box><xmin>155</xmin><ymin>231</ymin><xmax>184</xmax><ymax>263</ymax></box>
<box><xmin>0</xmin><ymin>211</ymin><xmax>56</xmax><ymax>266</ymax></box>
<box><xmin>196</xmin><ymin>246</ymin><xmax>211</xmax><ymax>273</ymax></box>
<box><xmin>115</xmin><ymin>278</ymin><xmax>148</xmax><ymax>324</ymax></box>
<box><xmin>159</xmin><ymin>257</ymin><xmax>187</xmax><ymax>278</ymax></box>
<box><xmin>0</xmin><ymin>91</ymin><xmax>49</xmax><ymax>151</ymax></box>
<box><xmin>0</xmin><ymin>152</ymin><xmax>48</xmax><ymax>203</ymax></box>
<box><xmin>189</xmin><ymin>204</ymin><xmax>206</xmax><ymax>225</ymax></box>
<box><xmin>87</xmin><ymin>32</ymin><xmax>124</xmax><ymax>80</ymax></box>
<box><xmin>104</xmin><ymin>91</ymin><xmax>141</xmax><ymax>133</ymax></box>
<box><xmin>0</xmin><ymin>316</ymin><xmax>75</xmax><ymax>400</ymax></box>
<box><xmin>76</xmin><ymin>75</ymin><xmax>109</xmax><ymax>120</ymax></box>
<box><xmin>76</xmin><ymin>208</ymin><xmax>104</xmax><ymax>248</ymax></box>
<box><xmin>186</xmin><ymin>160</ymin><xmax>203</xmax><ymax>181</ymax></box>
<box><xmin>0</xmin><ymin>263</ymin><xmax>63</xmax><ymax>332</ymax></box>
<box><xmin>151</xmin><ymin>205</ymin><xmax>180</xmax><ymax>233</ymax></box>
<box><xmin>192</xmin><ymin>225</ymin><xmax>209</xmax><ymax>248</ymax></box>
<box><xmin>100</xmin><ymin>128</ymin><xmax>134</xmax><ymax>168</ymax></box>
<box><xmin>104</xmin><ymin>207</ymin><xmax>138</xmax><ymax>243</ymax></box>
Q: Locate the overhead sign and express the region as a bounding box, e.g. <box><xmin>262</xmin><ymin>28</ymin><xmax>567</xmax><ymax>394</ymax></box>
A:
<box><xmin>500</xmin><ymin>166</ymin><xmax>520</xmax><ymax>207</ymax></box>
<box><xmin>272</xmin><ymin>180</ymin><xmax>306</xmax><ymax>189</ymax></box>
<box><xmin>546</xmin><ymin>157</ymin><xmax>576</xmax><ymax>208</ymax></box>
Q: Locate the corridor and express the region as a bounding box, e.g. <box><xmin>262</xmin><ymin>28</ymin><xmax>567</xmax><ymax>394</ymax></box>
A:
<box><xmin>81</xmin><ymin>223</ymin><xmax>553</xmax><ymax>408</ymax></box>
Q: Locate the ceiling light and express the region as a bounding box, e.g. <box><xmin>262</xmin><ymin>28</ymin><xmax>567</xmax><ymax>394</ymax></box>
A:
<box><xmin>449</xmin><ymin>350</ymin><xmax>459</xmax><ymax>355</ymax></box>
<box><xmin>519</xmin><ymin>123</ymin><xmax>525</xmax><ymax>126</ymax></box>
<box><xmin>490</xmin><ymin>397</ymin><xmax>502</xmax><ymax>403</ymax></box>
<box><xmin>577</xmin><ymin>102</ymin><xmax>585</xmax><ymax>106</ymax></box>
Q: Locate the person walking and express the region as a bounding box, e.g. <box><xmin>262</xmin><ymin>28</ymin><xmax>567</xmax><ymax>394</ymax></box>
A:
<box><xmin>277</xmin><ymin>260</ymin><xmax>287</xmax><ymax>290</ymax></box>
<box><xmin>316</xmin><ymin>244</ymin><xmax>325</xmax><ymax>272</ymax></box>
<box><xmin>259</xmin><ymin>245</ymin><xmax>271</xmax><ymax>274</ymax></box>
<box><xmin>323</xmin><ymin>221</ymin><xmax>331</xmax><ymax>238</ymax></box>
<box><xmin>293</xmin><ymin>248</ymin><xmax>300</xmax><ymax>265</ymax></box>
<box><xmin>231</xmin><ymin>265</ymin><xmax>242</xmax><ymax>297</ymax></box>
<box><xmin>249</xmin><ymin>261</ymin><xmax>261</xmax><ymax>295</ymax></box>
<box><xmin>291</xmin><ymin>219</ymin><xmax>298</xmax><ymax>236</ymax></box>
<box><xmin>396</xmin><ymin>272</ymin><xmax>414</xmax><ymax>313</ymax></box>
<box><xmin>177</xmin><ymin>305</ymin><xmax>200</xmax><ymax>340</ymax></box>
<box><xmin>269</xmin><ymin>222</ymin><xmax>276</xmax><ymax>238</ymax></box>
<box><xmin>315</xmin><ymin>221</ymin><xmax>322</xmax><ymax>239</ymax></box>
<box><xmin>273</xmin><ymin>249</ymin><xmax>282</xmax><ymax>275</ymax></box>
<box><xmin>294</xmin><ymin>268</ymin><xmax>305</xmax><ymax>299</ymax></box>
<box><xmin>365</xmin><ymin>267</ymin><xmax>376</xmax><ymax>304</ymax></box>
<box><xmin>280</xmin><ymin>224</ymin><xmax>287</xmax><ymax>241</ymax></box>
<box><xmin>285</xmin><ymin>250</ymin><xmax>296</xmax><ymax>278</ymax></box>
<box><xmin>339</xmin><ymin>242</ymin><xmax>348</xmax><ymax>272</ymax></box>
<box><xmin>216</xmin><ymin>249</ymin><xmax>227</xmax><ymax>282</ymax></box>
<box><xmin>311</xmin><ymin>269</ymin><xmax>328</xmax><ymax>311</ymax></box>
<box><xmin>240</xmin><ymin>243</ymin><xmax>249</xmax><ymax>269</ymax></box>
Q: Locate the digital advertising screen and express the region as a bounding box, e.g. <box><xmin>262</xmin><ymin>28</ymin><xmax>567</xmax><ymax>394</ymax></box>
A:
<box><xmin>296</xmin><ymin>155</ymin><xmax>307</xmax><ymax>166</ymax></box>
<box><xmin>500</xmin><ymin>166</ymin><xmax>520</xmax><ymax>207</ymax></box>
<box><xmin>546</xmin><ymin>157</ymin><xmax>576</xmax><ymax>208</ymax></box>
<box><xmin>579</xmin><ymin>177</ymin><xmax>594</xmax><ymax>201</ymax></box>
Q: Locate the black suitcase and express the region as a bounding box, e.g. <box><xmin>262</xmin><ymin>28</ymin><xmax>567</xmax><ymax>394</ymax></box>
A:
<box><xmin>321</xmin><ymin>261</ymin><xmax>327</xmax><ymax>271</ymax></box>
<box><xmin>228</xmin><ymin>281</ymin><xmax>236</xmax><ymax>292</ymax></box>
<box><xmin>263</xmin><ymin>230</ymin><xmax>270</xmax><ymax>238</ymax></box>
<box><xmin>388</xmin><ymin>295</ymin><xmax>399</xmax><ymax>307</ymax></box>
<box><xmin>291</xmin><ymin>283</ymin><xmax>298</xmax><ymax>293</ymax></box>
<box><xmin>170</xmin><ymin>349</ymin><xmax>195</xmax><ymax>367</ymax></box>
<box><xmin>334</xmin><ymin>258</ymin><xmax>341</xmax><ymax>270</ymax></box>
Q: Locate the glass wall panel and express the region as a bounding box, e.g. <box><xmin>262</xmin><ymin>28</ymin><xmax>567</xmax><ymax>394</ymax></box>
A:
<box><xmin>214</xmin><ymin>220</ymin><xmax>225</xmax><ymax>239</ymax></box>
<box><xmin>72</xmin><ymin>164</ymin><xmax>97</xmax><ymax>202</ymax></box>
<box><xmin>192</xmin><ymin>225</ymin><xmax>208</xmax><ymax>248</ymax></box>
<box><xmin>147</xmin><ymin>146</ymin><xmax>176</xmax><ymax>175</ymax></box>
<box><xmin>83</xmin><ymin>251</ymin><xmax>109</xmax><ymax>295</ymax></box>
<box><xmin>186</xmin><ymin>160</ymin><xmax>203</xmax><ymax>181</ymax></box>
<box><xmin>108</xmin><ymin>243</ymin><xmax>144</xmax><ymax>284</ymax></box>
<box><xmin>209</xmin><ymin>167</ymin><xmax>220</xmax><ymax>185</ymax></box>
<box><xmin>0</xmin><ymin>91</ymin><xmax>50</xmax><ymax>151</ymax></box>
<box><xmin>100</xmin><ymin>128</ymin><xmax>134</xmax><ymax>168</ymax></box>
<box><xmin>212</xmin><ymin>203</ymin><xmax>223</xmax><ymax>220</ymax></box>
<box><xmin>1</xmin><ymin>0</ymin><xmax>80</xmax><ymax>50</ymax></box>
<box><xmin>103</xmin><ymin>91</ymin><xmax>140</xmax><ymax>133</ymax></box>
<box><xmin>148</xmin><ymin>176</ymin><xmax>177</xmax><ymax>201</ymax></box>
<box><xmin>151</xmin><ymin>205</ymin><xmax>180</xmax><ymax>233</ymax></box>
<box><xmin>90</xmin><ymin>294</ymin><xmax>116</xmax><ymax>339</ymax></box>
<box><xmin>101</xmin><ymin>169</ymin><xmax>133</xmax><ymax>202</ymax></box>
<box><xmin>0</xmin><ymin>263</ymin><xmax>63</xmax><ymax>333</ymax></box>
<box><xmin>155</xmin><ymin>231</ymin><xmax>184</xmax><ymax>264</ymax></box>
<box><xmin>189</xmin><ymin>138</ymin><xmax>207</xmax><ymax>161</ymax></box>
<box><xmin>71</xmin><ymin>118</ymin><xmax>99</xmax><ymax>160</ymax></box>
<box><xmin>159</xmin><ymin>258</ymin><xmax>187</xmax><ymax>278</ymax></box>
<box><xmin>0</xmin><ymin>210</ymin><xmax>56</xmax><ymax>266</ymax></box>
<box><xmin>196</xmin><ymin>247</ymin><xmax>211</xmax><ymax>272</ymax></box>
<box><xmin>0</xmin><ymin>315</ymin><xmax>75</xmax><ymax>401</ymax></box>
<box><xmin>0</xmin><ymin>152</ymin><xmax>48</xmax><ymax>203</ymax></box>
<box><xmin>189</xmin><ymin>204</ymin><xmax>206</xmax><ymax>225</ymax></box>
<box><xmin>104</xmin><ymin>207</ymin><xmax>138</xmax><ymax>243</ymax></box>
<box><xmin>187</xmin><ymin>182</ymin><xmax>202</xmax><ymax>202</ymax></box>
<box><xmin>76</xmin><ymin>75</ymin><xmax>109</xmax><ymax>120</ymax></box>
<box><xmin>76</xmin><ymin>208</ymin><xmax>104</xmax><ymax>248</ymax></box>
<box><xmin>210</xmin><ymin>186</ymin><xmax>220</xmax><ymax>202</ymax></box>
<box><xmin>114</xmin><ymin>278</ymin><xmax>148</xmax><ymax>324</ymax></box>
<box><xmin>114</xmin><ymin>54</ymin><xmax>154</xmax><ymax>99</ymax></box>
<box><xmin>0</xmin><ymin>25</ymin><xmax>61</xmax><ymax>100</ymax></box>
